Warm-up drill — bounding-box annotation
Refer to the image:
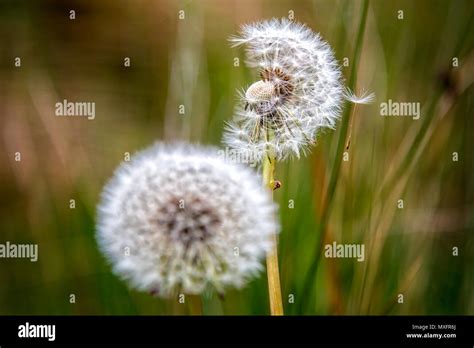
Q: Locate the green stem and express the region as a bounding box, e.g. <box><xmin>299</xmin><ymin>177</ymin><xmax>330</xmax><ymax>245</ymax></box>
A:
<box><xmin>263</xmin><ymin>153</ymin><xmax>284</xmax><ymax>315</ymax></box>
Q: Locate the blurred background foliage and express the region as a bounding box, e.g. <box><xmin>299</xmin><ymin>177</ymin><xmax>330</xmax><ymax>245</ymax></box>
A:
<box><xmin>0</xmin><ymin>0</ymin><xmax>473</xmax><ymax>315</ymax></box>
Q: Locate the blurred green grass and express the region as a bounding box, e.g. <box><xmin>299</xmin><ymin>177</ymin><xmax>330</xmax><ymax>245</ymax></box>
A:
<box><xmin>0</xmin><ymin>0</ymin><xmax>473</xmax><ymax>315</ymax></box>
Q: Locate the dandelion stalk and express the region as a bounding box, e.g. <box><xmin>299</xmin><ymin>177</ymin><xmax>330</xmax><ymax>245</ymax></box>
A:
<box><xmin>262</xmin><ymin>149</ymin><xmax>284</xmax><ymax>315</ymax></box>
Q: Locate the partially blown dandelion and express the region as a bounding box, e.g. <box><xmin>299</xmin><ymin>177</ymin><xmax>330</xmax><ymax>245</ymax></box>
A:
<box><xmin>224</xmin><ymin>18</ymin><xmax>373</xmax><ymax>161</ymax></box>
<box><xmin>97</xmin><ymin>143</ymin><xmax>278</xmax><ymax>298</ymax></box>
<box><xmin>223</xmin><ymin>18</ymin><xmax>374</xmax><ymax>316</ymax></box>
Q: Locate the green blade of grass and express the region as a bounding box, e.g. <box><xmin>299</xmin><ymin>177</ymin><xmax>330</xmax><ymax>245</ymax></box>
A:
<box><xmin>298</xmin><ymin>0</ymin><xmax>370</xmax><ymax>314</ymax></box>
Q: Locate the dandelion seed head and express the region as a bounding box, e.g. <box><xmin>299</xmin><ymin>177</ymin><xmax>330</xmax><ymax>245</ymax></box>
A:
<box><xmin>226</xmin><ymin>19</ymin><xmax>375</xmax><ymax>162</ymax></box>
<box><xmin>97</xmin><ymin>143</ymin><xmax>278</xmax><ymax>297</ymax></box>
<box><xmin>226</xmin><ymin>18</ymin><xmax>346</xmax><ymax>161</ymax></box>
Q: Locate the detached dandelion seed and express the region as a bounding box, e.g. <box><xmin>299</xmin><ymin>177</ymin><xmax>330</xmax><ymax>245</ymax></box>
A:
<box><xmin>344</xmin><ymin>88</ymin><xmax>375</xmax><ymax>105</ymax></box>
<box><xmin>96</xmin><ymin>143</ymin><xmax>278</xmax><ymax>299</ymax></box>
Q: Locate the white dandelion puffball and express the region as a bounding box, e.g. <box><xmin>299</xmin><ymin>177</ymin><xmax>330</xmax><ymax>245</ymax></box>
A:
<box><xmin>96</xmin><ymin>143</ymin><xmax>278</xmax><ymax>298</ymax></box>
<box><xmin>224</xmin><ymin>18</ymin><xmax>372</xmax><ymax>162</ymax></box>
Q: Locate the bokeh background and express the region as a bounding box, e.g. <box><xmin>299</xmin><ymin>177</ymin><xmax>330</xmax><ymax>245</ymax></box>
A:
<box><xmin>0</xmin><ymin>0</ymin><xmax>473</xmax><ymax>315</ymax></box>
